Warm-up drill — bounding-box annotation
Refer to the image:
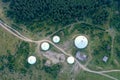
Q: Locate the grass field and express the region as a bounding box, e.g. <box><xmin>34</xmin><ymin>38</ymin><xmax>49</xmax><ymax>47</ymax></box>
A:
<box><xmin>107</xmin><ymin>72</ymin><xmax>120</xmax><ymax>80</ymax></box>
<box><xmin>0</xmin><ymin>27</ymin><xmax>20</xmax><ymax>55</ymax></box>
<box><xmin>75</xmin><ymin>70</ymin><xmax>111</xmax><ymax>80</ymax></box>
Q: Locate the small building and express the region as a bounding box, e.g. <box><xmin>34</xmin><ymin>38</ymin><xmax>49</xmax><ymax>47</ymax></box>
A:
<box><xmin>103</xmin><ymin>56</ymin><xmax>109</xmax><ymax>62</ymax></box>
<box><xmin>75</xmin><ymin>51</ymin><xmax>87</xmax><ymax>61</ymax></box>
<box><xmin>45</xmin><ymin>60</ymin><xmax>51</xmax><ymax>66</ymax></box>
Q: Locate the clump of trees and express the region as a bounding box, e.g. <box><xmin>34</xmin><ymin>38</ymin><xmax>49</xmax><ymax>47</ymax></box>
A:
<box><xmin>2</xmin><ymin>0</ymin><xmax>10</xmax><ymax>2</ymax></box>
<box><xmin>114</xmin><ymin>35</ymin><xmax>120</xmax><ymax>59</ymax></box>
<box><xmin>110</xmin><ymin>14</ymin><xmax>120</xmax><ymax>32</ymax></box>
<box><xmin>92</xmin><ymin>9</ymin><xmax>109</xmax><ymax>25</ymax></box>
<box><xmin>0</xmin><ymin>42</ymin><xmax>30</xmax><ymax>73</ymax></box>
<box><xmin>5</xmin><ymin>0</ymin><xmax>111</xmax><ymax>27</ymax></box>
<box><xmin>42</xmin><ymin>64</ymin><xmax>62</xmax><ymax>78</ymax></box>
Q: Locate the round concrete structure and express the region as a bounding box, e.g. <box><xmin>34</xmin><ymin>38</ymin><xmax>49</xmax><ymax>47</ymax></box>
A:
<box><xmin>52</xmin><ymin>35</ymin><xmax>60</xmax><ymax>43</ymax></box>
<box><xmin>41</xmin><ymin>42</ymin><xmax>50</xmax><ymax>51</ymax></box>
<box><xmin>28</xmin><ymin>56</ymin><xmax>36</xmax><ymax>64</ymax></box>
<box><xmin>67</xmin><ymin>56</ymin><xmax>75</xmax><ymax>64</ymax></box>
<box><xmin>74</xmin><ymin>36</ymin><xmax>88</xmax><ymax>49</ymax></box>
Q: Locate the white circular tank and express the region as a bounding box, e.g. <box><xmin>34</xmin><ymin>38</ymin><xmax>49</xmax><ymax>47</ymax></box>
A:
<box><xmin>28</xmin><ymin>56</ymin><xmax>36</xmax><ymax>64</ymax></box>
<box><xmin>74</xmin><ymin>36</ymin><xmax>88</xmax><ymax>49</ymax></box>
<box><xmin>41</xmin><ymin>42</ymin><xmax>50</xmax><ymax>51</ymax></box>
<box><xmin>52</xmin><ymin>35</ymin><xmax>60</xmax><ymax>43</ymax></box>
<box><xmin>67</xmin><ymin>56</ymin><xmax>75</xmax><ymax>64</ymax></box>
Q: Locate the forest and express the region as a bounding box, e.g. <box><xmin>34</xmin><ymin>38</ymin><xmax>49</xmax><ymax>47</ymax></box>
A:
<box><xmin>4</xmin><ymin>0</ymin><xmax>112</xmax><ymax>26</ymax></box>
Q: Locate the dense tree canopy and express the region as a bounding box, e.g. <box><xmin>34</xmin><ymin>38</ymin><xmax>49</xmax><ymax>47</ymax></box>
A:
<box><xmin>5</xmin><ymin>0</ymin><xmax>112</xmax><ymax>26</ymax></box>
<box><xmin>110</xmin><ymin>14</ymin><xmax>120</xmax><ymax>31</ymax></box>
<box><xmin>43</xmin><ymin>64</ymin><xmax>62</xmax><ymax>78</ymax></box>
<box><xmin>2</xmin><ymin>0</ymin><xmax>10</xmax><ymax>2</ymax></box>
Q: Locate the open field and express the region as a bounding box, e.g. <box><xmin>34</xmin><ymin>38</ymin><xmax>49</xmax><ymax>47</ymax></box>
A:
<box><xmin>76</xmin><ymin>70</ymin><xmax>111</xmax><ymax>80</ymax></box>
<box><xmin>0</xmin><ymin>27</ymin><xmax>20</xmax><ymax>55</ymax></box>
<box><xmin>107</xmin><ymin>72</ymin><xmax>120</xmax><ymax>80</ymax></box>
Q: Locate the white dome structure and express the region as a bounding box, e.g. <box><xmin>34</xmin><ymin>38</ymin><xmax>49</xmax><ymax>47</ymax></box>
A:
<box><xmin>28</xmin><ymin>56</ymin><xmax>36</xmax><ymax>64</ymax></box>
<box><xmin>74</xmin><ymin>36</ymin><xmax>88</xmax><ymax>49</ymax></box>
<box><xmin>67</xmin><ymin>56</ymin><xmax>75</xmax><ymax>64</ymax></box>
<box><xmin>52</xmin><ymin>35</ymin><xmax>60</xmax><ymax>43</ymax></box>
<box><xmin>41</xmin><ymin>42</ymin><xmax>50</xmax><ymax>51</ymax></box>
